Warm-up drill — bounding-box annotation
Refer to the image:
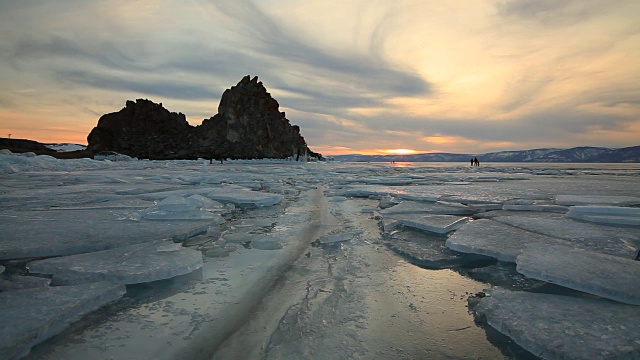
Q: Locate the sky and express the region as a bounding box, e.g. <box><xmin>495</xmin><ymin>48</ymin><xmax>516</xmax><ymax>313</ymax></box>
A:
<box><xmin>1</xmin><ymin>0</ymin><xmax>639</xmax><ymax>155</ymax></box>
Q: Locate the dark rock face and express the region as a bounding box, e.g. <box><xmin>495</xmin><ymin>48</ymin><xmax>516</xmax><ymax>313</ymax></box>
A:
<box><xmin>87</xmin><ymin>76</ymin><xmax>320</xmax><ymax>160</ymax></box>
<box><xmin>88</xmin><ymin>100</ymin><xmax>190</xmax><ymax>159</ymax></box>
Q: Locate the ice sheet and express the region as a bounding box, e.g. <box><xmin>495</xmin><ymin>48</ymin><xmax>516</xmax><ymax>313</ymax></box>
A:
<box><xmin>493</xmin><ymin>216</ymin><xmax>640</xmax><ymax>258</ymax></box>
<box><xmin>27</xmin><ymin>240</ymin><xmax>203</xmax><ymax>285</ymax></box>
<box><xmin>0</xmin><ymin>209</ymin><xmax>211</xmax><ymax>260</ymax></box>
<box><xmin>0</xmin><ymin>282</ymin><xmax>126</xmax><ymax>360</ymax></box>
<box><xmin>516</xmin><ymin>243</ymin><xmax>640</xmax><ymax>305</ymax></box>
<box><xmin>474</xmin><ymin>288</ymin><xmax>640</xmax><ymax>359</ymax></box>
<box><xmin>445</xmin><ymin>219</ymin><xmax>565</xmax><ymax>262</ymax></box>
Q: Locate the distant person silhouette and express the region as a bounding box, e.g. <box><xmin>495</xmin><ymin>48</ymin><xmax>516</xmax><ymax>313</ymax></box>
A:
<box><xmin>474</xmin><ymin>157</ymin><xmax>480</xmax><ymax>166</ymax></box>
<box><xmin>470</xmin><ymin>158</ymin><xmax>474</xmax><ymax>166</ymax></box>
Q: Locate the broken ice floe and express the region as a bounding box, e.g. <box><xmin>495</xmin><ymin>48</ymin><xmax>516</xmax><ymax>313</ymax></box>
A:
<box><xmin>502</xmin><ymin>199</ymin><xmax>568</xmax><ymax>213</ymax></box>
<box><xmin>380</xmin><ymin>201</ymin><xmax>474</xmax><ymax>216</ymax></box>
<box><xmin>566</xmin><ymin>205</ymin><xmax>640</xmax><ymax>227</ymax></box>
<box><xmin>27</xmin><ymin>240</ymin><xmax>203</xmax><ymax>285</ymax></box>
<box><xmin>207</xmin><ymin>187</ymin><xmax>283</xmax><ymax>207</ymax></box>
<box><xmin>555</xmin><ymin>194</ymin><xmax>640</xmax><ymax>206</ymax></box>
<box><xmin>0</xmin><ymin>282</ymin><xmax>126</xmax><ymax>360</ymax></box>
<box><xmin>445</xmin><ymin>219</ymin><xmax>565</xmax><ymax>262</ymax></box>
<box><xmin>382</xmin><ymin>214</ymin><xmax>468</xmax><ymax>234</ymax></box>
<box><xmin>516</xmin><ymin>243</ymin><xmax>640</xmax><ymax>305</ymax></box>
<box><xmin>0</xmin><ymin>275</ymin><xmax>51</xmax><ymax>292</ymax></box>
<box><xmin>0</xmin><ymin>209</ymin><xmax>211</xmax><ymax>260</ymax></box>
<box><xmin>492</xmin><ymin>216</ymin><xmax>640</xmax><ymax>258</ymax></box>
<box><xmin>317</xmin><ymin>230</ymin><xmax>363</xmax><ymax>244</ymax></box>
<box><xmin>385</xmin><ymin>228</ymin><xmax>492</xmax><ymax>269</ymax></box>
<box><xmin>473</xmin><ymin>288</ymin><xmax>640</xmax><ymax>359</ymax></box>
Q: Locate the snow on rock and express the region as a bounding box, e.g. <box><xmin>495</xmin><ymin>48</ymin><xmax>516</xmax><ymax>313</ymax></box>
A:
<box><xmin>45</xmin><ymin>143</ymin><xmax>87</xmax><ymax>152</ymax></box>
<box><xmin>383</xmin><ymin>214</ymin><xmax>468</xmax><ymax>234</ymax></box>
<box><xmin>566</xmin><ymin>205</ymin><xmax>640</xmax><ymax>227</ymax></box>
<box><xmin>445</xmin><ymin>219</ymin><xmax>565</xmax><ymax>262</ymax></box>
<box><xmin>0</xmin><ymin>282</ymin><xmax>126</xmax><ymax>360</ymax></box>
<box><xmin>493</xmin><ymin>216</ymin><xmax>640</xmax><ymax>258</ymax></box>
<box><xmin>380</xmin><ymin>201</ymin><xmax>474</xmax><ymax>216</ymax></box>
<box><xmin>516</xmin><ymin>243</ymin><xmax>640</xmax><ymax>305</ymax></box>
<box><xmin>0</xmin><ymin>209</ymin><xmax>211</xmax><ymax>260</ymax></box>
<box><xmin>27</xmin><ymin>240</ymin><xmax>203</xmax><ymax>285</ymax></box>
<box><xmin>555</xmin><ymin>194</ymin><xmax>640</xmax><ymax>206</ymax></box>
<box><xmin>473</xmin><ymin>288</ymin><xmax>640</xmax><ymax>359</ymax></box>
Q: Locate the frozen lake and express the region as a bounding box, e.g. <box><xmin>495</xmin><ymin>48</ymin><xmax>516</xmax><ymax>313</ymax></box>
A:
<box><xmin>1</xmin><ymin>152</ymin><xmax>639</xmax><ymax>360</ymax></box>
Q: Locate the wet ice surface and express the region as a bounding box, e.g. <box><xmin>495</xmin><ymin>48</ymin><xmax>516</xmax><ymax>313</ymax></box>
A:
<box><xmin>1</xmin><ymin>154</ymin><xmax>640</xmax><ymax>359</ymax></box>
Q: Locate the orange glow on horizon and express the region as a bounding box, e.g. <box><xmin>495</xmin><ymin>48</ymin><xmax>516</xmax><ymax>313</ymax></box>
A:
<box><xmin>382</xmin><ymin>149</ymin><xmax>419</xmax><ymax>155</ymax></box>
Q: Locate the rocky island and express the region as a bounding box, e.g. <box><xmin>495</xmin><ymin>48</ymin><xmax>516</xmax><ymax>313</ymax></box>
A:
<box><xmin>87</xmin><ymin>75</ymin><xmax>322</xmax><ymax>161</ymax></box>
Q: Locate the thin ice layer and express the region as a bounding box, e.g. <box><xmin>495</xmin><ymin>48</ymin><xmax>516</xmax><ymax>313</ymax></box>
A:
<box><xmin>28</xmin><ymin>240</ymin><xmax>203</xmax><ymax>285</ymax></box>
<box><xmin>445</xmin><ymin>219</ymin><xmax>565</xmax><ymax>262</ymax></box>
<box><xmin>516</xmin><ymin>243</ymin><xmax>640</xmax><ymax>305</ymax></box>
<box><xmin>474</xmin><ymin>288</ymin><xmax>640</xmax><ymax>360</ymax></box>
<box><xmin>0</xmin><ymin>282</ymin><xmax>126</xmax><ymax>360</ymax></box>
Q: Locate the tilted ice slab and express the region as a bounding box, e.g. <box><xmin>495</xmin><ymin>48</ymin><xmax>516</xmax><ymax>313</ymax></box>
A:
<box><xmin>474</xmin><ymin>288</ymin><xmax>640</xmax><ymax>360</ymax></box>
<box><xmin>383</xmin><ymin>214</ymin><xmax>468</xmax><ymax>234</ymax></box>
<box><xmin>0</xmin><ymin>282</ymin><xmax>126</xmax><ymax>360</ymax></box>
<box><xmin>27</xmin><ymin>240</ymin><xmax>203</xmax><ymax>285</ymax></box>
<box><xmin>141</xmin><ymin>196</ymin><xmax>220</xmax><ymax>220</ymax></box>
<box><xmin>516</xmin><ymin>243</ymin><xmax>640</xmax><ymax>305</ymax></box>
<box><xmin>493</xmin><ymin>216</ymin><xmax>640</xmax><ymax>258</ymax></box>
<box><xmin>207</xmin><ymin>187</ymin><xmax>283</xmax><ymax>207</ymax></box>
<box><xmin>556</xmin><ymin>194</ymin><xmax>640</xmax><ymax>206</ymax></box>
<box><xmin>566</xmin><ymin>205</ymin><xmax>640</xmax><ymax>227</ymax></box>
<box><xmin>445</xmin><ymin>219</ymin><xmax>565</xmax><ymax>262</ymax></box>
<box><xmin>0</xmin><ymin>209</ymin><xmax>211</xmax><ymax>260</ymax></box>
<box><xmin>380</xmin><ymin>201</ymin><xmax>474</xmax><ymax>216</ymax></box>
<box><xmin>502</xmin><ymin>199</ymin><xmax>568</xmax><ymax>213</ymax></box>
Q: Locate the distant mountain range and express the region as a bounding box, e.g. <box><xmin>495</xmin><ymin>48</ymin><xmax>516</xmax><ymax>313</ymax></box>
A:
<box><xmin>331</xmin><ymin>146</ymin><xmax>640</xmax><ymax>163</ymax></box>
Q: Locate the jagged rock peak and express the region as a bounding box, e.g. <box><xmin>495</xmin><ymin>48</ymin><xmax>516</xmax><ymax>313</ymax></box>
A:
<box><xmin>86</xmin><ymin>77</ymin><xmax>322</xmax><ymax>161</ymax></box>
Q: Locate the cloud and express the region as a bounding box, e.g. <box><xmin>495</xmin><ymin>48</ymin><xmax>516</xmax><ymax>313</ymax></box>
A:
<box><xmin>209</xmin><ymin>0</ymin><xmax>431</xmax><ymax>99</ymax></box>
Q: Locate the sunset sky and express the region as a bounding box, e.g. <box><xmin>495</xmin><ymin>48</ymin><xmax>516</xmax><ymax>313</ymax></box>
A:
<box><xmin>1</xmin><ymin>0</ymin><xmax>639</xmax><ymax>155</ymax></box>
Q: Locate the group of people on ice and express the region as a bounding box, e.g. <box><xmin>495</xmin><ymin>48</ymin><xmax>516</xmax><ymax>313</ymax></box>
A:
<box><xmin>470</xmin><ymin>157</ymin><xmax>480</xmax><ymax>166</ymax></box>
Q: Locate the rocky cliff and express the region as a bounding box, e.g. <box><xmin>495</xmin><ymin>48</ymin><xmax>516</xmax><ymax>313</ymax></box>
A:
<box><xmin>87</xmin><ymin>76</ymin><xmax>320</xmax><ymax>160</ymax></box>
